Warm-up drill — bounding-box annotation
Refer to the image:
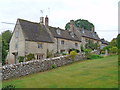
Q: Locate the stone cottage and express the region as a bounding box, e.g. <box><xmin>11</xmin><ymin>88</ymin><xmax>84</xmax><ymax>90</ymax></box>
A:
<box><xmin>8</xmin><ymin>16</ymin><xmax>102</xmax><ymax>64</ymax></box>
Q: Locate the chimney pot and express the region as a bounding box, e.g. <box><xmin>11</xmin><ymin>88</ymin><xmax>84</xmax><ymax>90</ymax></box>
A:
<box><xmin>45</xmin><ymin>15</ymin><xmax>49</xmax><ymax>26</ymax></box>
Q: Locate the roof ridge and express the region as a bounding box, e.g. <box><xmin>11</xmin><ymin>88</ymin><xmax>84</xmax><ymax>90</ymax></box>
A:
<box><xmin>18</xmin><ymin>18</ymin><xmax>39</xmax><ymax>24</ymax></box>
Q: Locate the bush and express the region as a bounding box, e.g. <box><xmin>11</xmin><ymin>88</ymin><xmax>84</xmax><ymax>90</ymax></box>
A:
<box><xmin>101</xmin><ymin>50</ymin><xmax>105</xmax><ymax>54</ymax></box>
<box><xmin>51</xmin><ymin>64</ymin><xmax>57</xmax><ymax>69</ymax></box>
<box><xmin>2</xmin><ymin>85</ymin><xmax>15</xmax><ymax>90</ymax></box>
<box><xmin>109</xmin><ymin>47</ymin><xmax>118</xmax><ymax>54</ymax></box>
<box><xmin>69</xmin><ymin>48</ymin><xmax>80</xmax><ymax>53</ymax></box>
<box><xmin>88</xmin><ymin>54</ymin><xmax>103</xmax><ymax>59</ymax></box>
<box><xmin>18</xmin><ymin>56</ymin><xmax>25</xmax><ymax>62</ymax></box>
<box><xmin>70</xmin><ymin>51</ymin><xmax>78</xmax><ymax>61</ymax></box>
<box><xmin>25</xmin><ymin>53</ymin><xmax>35</xmax><ymax>61</ymax></box>
<box><xmin>83</xmin><ymin>49</ymin><xmax>92</xmax><ymax>59</ymax></box>
<box><xmin>62</xmin><ymin>52</ymin><xmax>67</xmax><ymax>55</ymax></box>
<box><xmin>46</xmin><ymin>49</ymin><xmax>54</xmax><ymax>58</ymax></box>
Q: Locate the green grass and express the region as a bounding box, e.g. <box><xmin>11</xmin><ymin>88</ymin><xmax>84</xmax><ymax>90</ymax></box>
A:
<box><xmin>2</xmin><ymin>55</ymin><xmax>118</xmax><ymax>88</ymax></box>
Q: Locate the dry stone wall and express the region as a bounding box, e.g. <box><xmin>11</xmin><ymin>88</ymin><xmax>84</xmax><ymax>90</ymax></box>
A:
<box><xmin>2</xmin><ymin>54</ymin><xmax>86</xmax><ymax>80</ymax></box>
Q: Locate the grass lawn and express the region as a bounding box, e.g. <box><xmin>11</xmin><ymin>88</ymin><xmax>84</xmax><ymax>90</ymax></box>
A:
<box><xmin>2</xmin><ymin>55</ymin><xmax>118</xmax><ymax>88</ymax></box>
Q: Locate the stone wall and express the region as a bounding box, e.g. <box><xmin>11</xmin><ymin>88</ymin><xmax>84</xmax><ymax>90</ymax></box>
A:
<box><xmin>2</xmin><ymin>54</ymin><xmax>86</xmax><ymax>80</ymax></box>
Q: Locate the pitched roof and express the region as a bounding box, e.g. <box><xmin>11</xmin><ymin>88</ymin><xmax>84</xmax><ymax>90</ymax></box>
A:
<box><xmin>79</xmin><ymin>28</ymin><xmax>101</xmax><ymax>41</ymax></box>
<box><xmin>18</xmin><ymin>19</ymin><xmax>81</xmax><ymax>43</ymax></box>
<box><xmin>18</xmin><ymin>19</ymin><xmax>54</xmax><ymax>43</ymax></box>
<box><xmin>101</xmin><ymin>39</ymin><xmax>109</xmax><ymax>45</ymax></box>
<box><xmin>49</xmin><ymin>26</ymin><xmax>81</xmax><ymax>42</ymax></box>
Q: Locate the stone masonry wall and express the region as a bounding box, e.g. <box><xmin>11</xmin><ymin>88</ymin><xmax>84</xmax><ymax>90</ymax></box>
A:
<box><xmin>2</xmin><ymin>54</ymin><xmax>86</xmax><ymax>80</ymax></box>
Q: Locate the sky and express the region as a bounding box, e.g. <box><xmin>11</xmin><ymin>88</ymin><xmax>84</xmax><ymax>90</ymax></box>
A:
<box><xmin>0</xmin><ymin>0</ymin><xmax>119</xmax><ymax>41</ymax></box>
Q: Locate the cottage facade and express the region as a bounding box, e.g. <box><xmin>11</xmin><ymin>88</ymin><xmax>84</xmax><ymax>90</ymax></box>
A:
<box><xmin>8</xmin><ymin>16</ymin><xmax>102</xmax><ymax>64</ymax></box>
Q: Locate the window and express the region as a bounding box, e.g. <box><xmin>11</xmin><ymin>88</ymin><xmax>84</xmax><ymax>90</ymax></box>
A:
<box><xmin>38</xmin><ymin>43</ymin><xmax>43</xmax><ymax>48</ymax></box>
<box><xmin>15</xmin><ymin>31</ymin><xmax>19</xmax><ymax>38</ymax></box>
<box><xmin>61</xmin><ymin>40</ymin><xmax>64</xmax><ymax>45</ymax></box>
<box><xmin>56</xmin><ymin>29</ymin><xmax>61</xmax><ymax>35</ymax></box>
<box><xmin>75</xmin><ymin>43</ymin><xmax>78</xmax><ymax>47</ymax></box>
<box><xmin>70</xmin><ymin>32</ymin><xmax>74</xmax><ymax>38</ymax></box>
<box><xmin>15</xmin><ymin>43</ymin><xmax>18</xmax><ymax>49</ymax></box>
<box><xmin>37</xmin><ymin>54</ymin><xmax>44</xmax><ymax>60</ymax></box>
<box><xmin>82</xmin><ymin>30</ymin><xmax>84</xmax><ymax>33</ymax></box>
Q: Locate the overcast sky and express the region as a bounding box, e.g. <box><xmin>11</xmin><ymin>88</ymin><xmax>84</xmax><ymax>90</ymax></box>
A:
<box><xmin>0</xmin><ymin>0</ymin><xmax>119</xmax><ymax>41</ymax></box>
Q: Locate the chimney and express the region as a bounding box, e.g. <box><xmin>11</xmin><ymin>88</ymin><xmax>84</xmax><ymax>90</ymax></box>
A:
<box><xmin>45</xmin><ymin>15</ymin><xmax>49</xmax><ymax>26</ymax></box>
<box><xmin>69</xmin><ymin>20</ymin><xmax>74</xmax><ymax>32</ymax></box>
<box><xmin>40</xmin><ymin>17</ymin><xmax>44</xmax><ymax>24</ymax></box>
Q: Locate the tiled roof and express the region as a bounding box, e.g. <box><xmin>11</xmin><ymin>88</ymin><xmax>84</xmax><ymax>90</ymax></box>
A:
<box><xmin>101</xmin><ymin>39</ymin><xmax>109</xmax><ymax>45</ymax></box>
<box><xmin>18</xmin><ymin>19</ymin><xmax>81</xmax><ymax>43</ymax></box>
<box><xmin>79</xmin><ymin>28</ymin><xmax>101</xmax><ymax>41</ymax></box>
<box><xmin>18</xmin><ymin>19</ymin><xmax>54</xmax><ymax>43</ymax></box>
<box><xmin>49</xmin><ymin>26</ymin><xmax>81</xmax><ymax>42</ymax></box>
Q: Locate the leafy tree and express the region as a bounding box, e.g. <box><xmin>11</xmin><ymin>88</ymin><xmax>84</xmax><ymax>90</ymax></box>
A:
<box><xmin>85</xmin><ymin>40</ymin><xmax>99</xmax><ymax>50</ymax></box>
<box><xmin>109</xmin><ymin>47</ymin><xmax>118</xmax><ymax>54</ymax></box>
<box><xmin>117</xmin><ymin>34</ymin><xmax>120</xmax><ymax>62</ymax></box>
<box><xmin>65</xmin><ymin>19</ymin><xmax>94</xmax><ymax>31</ymax></box>
<box><xmin>109</xmin><ymin>38</ymin><xmax>117</xmax><ymax>47</ymax></box>
<box><xmin>2</xmin><ymin>30</ymin><xmax>12</xmax><ymax>50</ymax></box>
<box><xmin>0</xmin><ymin>35</ymin><xmax>2</xmax><ymax>63</ymax></box>
<box><xmin>2</xmin><ymin>39</ymin><xmax>8</xmax><ymax>65</ymax></box>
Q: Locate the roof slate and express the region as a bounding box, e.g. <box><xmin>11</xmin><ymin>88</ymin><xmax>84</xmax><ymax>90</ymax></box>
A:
<box><xmin>79</xmin><ymin>29</ymin><xmax>101</xmax><ymax>41</ymax></box>
<box><xmin>18</xmin><ymin>19</ymin><xmax>54</xmax><ymax>43</ymax></box>
<box><xmin>101</xmin><ymin>39</ymin><xmax>109</xmax><ymax>45</ymax></box>
<box><xmin>49</xmin><ymin>26</ymin><xmax>81</xmax><ymax>42</ymax></box>
<box><xmin>18</xmin><ymin>18</ymin><xmax>100</xmax><ymax>43</ymax></box>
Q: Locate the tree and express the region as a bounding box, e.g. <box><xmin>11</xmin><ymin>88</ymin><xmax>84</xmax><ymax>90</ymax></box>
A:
<box><xmin>85</xmin><ymin>40</ymin><xmax>99</xmax><ymax>50</ymax></box>
<box><xmin>109</xmin><ymin>47</ymin><xmax>118</xmax><ymax>54</ymax></box>
<box><xmin>65</xmin><ymin>19</ymin><xmax>94</xmax><ymax>31</ymax></box>
<box><xmin>0</xmin><ymin>35</ymin><xmax>2</xmax><ymax>63</ymax></box>
<box><xmin>1</xmin><ymin>30</ymin><xmax>12</xmax><ymax>65</ymax></box>
<box><xmin>2</xmin><ymin>39</ymin><xmax>8</xmax><ymax>65</ymax></box>
<box><xmin>2</xmin><ymin>30</ymin><xmax>12</xmax><ymax>50</ymax></box>
<box><xmin>117</xmin><ymin>34</ymin><xmax>120</xmax><ymax>62</ymax></box>
<box><xmin>109</xmin><ymin>38</ymin><xmax>117</xmax><ymax>47</ymax></box>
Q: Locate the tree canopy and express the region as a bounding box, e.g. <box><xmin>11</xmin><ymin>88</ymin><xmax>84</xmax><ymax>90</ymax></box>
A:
<box><xmin>1</xmin><ymin>30</ymin><xmax>12</xmax><ymax>65</ymax></box>
<box><xmin>65</xmin><ymin>19</ymin><xmax>94</xmax><ymax>31</ymax></box>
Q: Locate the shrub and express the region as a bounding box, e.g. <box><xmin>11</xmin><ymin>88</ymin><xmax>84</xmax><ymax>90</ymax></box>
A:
<box><xmin>46</xmin><ymin>49</ymin><xmax>54</xmax><ymax>58</ymax></box>
<box><xmin>80</xmin><ymin>44</ymin><xmax>84</xmax><ymax>52</ymax></box>
<box><xmin>25</xmin><ymin>53</ymin><xmax>35</xmax><ymax>61</ymax></box>
<box><xmin>69</xmin><ymin>51</ymin><xmax>78</xmax><ymax>61</ymax></box>
<box><xmin>51</xmin><ymin>64</ymin><xmax>57</xmax><ymax>69</ymax></box>
<box><xmin>109</xmin><ymin>47</ymin><xmax>118</xmax><ymax>54</ymax></box>
<box><xmin>101</xmin><ymin>50</ymin><xmax>105</xmax><ymax>54</ymax></box>
<box><xmin>62</xmin><ymin>52</ymin><xmax>67</xmax><ymax>55</ymax></box>
<box><xmin>88</xmin><ymin>54</ymin><xmax>103</xmax><ymax>59</ymax></box>
<box><xmin>69</xmin><ymin>48</ymin><xmax>80</xmax><ymax>53</ymax></box>
<box><xmin>2</xmin><ymin>85</ymin><xmax>15</xmax><ymax>90</ymax></box>
<box><xmin>18</xmin><ymin>56</ymin><xmax>25</xmax><ymax>62</ymax></box>
<box><xmin>83</xmin><ymin>49</ymin><xmax>92</xmax><ymax>59</ymax></box>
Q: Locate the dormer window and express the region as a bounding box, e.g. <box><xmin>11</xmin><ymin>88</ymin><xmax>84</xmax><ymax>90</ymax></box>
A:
<box><xmin>56</xmin><ymin>28</ymin><xmax>61</xmax><ymax>35</ymax></box>
<box><xmin>82</xmin><ymin>30</ymin><xmax>84</xmax><ymax>33</ymax></box>
<box><xmin>92</xmin><ymin>33</ymin><xmax>95</xmax><ymax>37</ymax></box>
<box><xmin>70</xmin><ymin>32</ymin><xmax>74</xmax><ymax>38</ymax></box>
